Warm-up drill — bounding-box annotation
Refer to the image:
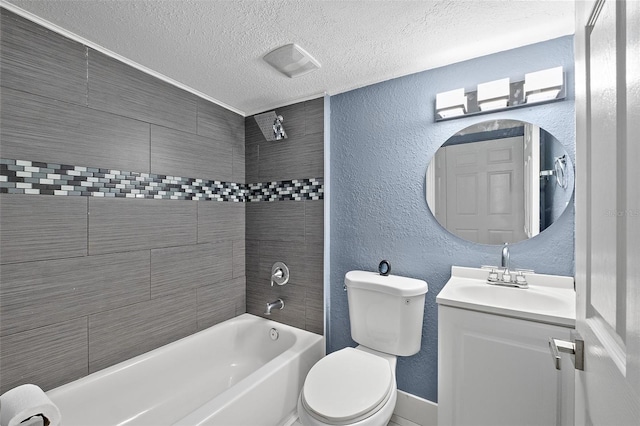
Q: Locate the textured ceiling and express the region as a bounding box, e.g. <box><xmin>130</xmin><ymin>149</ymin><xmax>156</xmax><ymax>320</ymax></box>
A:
<box><xmin>3</xmin><ymin>0</ymin><xmax>575</xmax><ymax>116</ymax></box>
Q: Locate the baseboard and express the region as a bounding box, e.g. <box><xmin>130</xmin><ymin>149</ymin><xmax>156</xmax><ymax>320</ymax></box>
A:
<box><xmin>392</xmin><ymin>390</ymin><xmax>438</xmax><ymax>426</ymax></box>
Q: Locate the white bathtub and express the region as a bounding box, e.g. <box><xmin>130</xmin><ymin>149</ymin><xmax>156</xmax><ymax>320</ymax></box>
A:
<box><xmin>46</xmin><ymin>314</ymin><xmax>324</xmax><ymax>426</ymax></box>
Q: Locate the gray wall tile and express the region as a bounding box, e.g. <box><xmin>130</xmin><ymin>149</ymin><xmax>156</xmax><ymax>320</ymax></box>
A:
<box><xmin>0</xmin><ymin>194</ymin><xmax>87</xmax><ymax>264</ymax></box>
<box><xmin>197</xmin><ymin>277</ymin><xmax>245</xmax><ymax>329</ymax></box>
<box><xmin>0</xmin><ymin>87</ymin><xmax>150</xmax><ymax>172</ymax></box>
<box><xmin>0</xmin><ymin>11</ymin><xmax>250</xmax><ymax>391</ymax></box>
<box><xmin>305</xmin><ymin>98</ymin><xmax>325</xmax><ymax>135</ymax></box>
<box><xmin>245</xmin><ymin>98</ymin><xmax>324</xmax><ymax>182</ymax></box>
<box><xmin>251</xmin><ymin>240</ymin><xmax>306</xmax><ymax>286</ymax></box>
<box><xmin>258</xmin><ymin>131</ymin><xmax>323</xmax><ymax>181</ymax></box>
<box><xmin>196</xmin><ymin>99</ymin><xmax>245</xmax><ymax>183</ymax></box>
<box><xmin>305</xmin><ymin>286</ymin><xmax>324</xmax><ymax>335</ymax></box>
<box><xmin>246</xmin><ymin>239</ymin><xmax>319</xmax><ymax>331</ymax></box>
<box><xmin>244</xmin><ymin>116</ymin><xmax>262</xmax><ymax>183</ymax></box>
<box><xmin>304</xmin><ymin>243</ymin><xmax>324</xmax><ymax>290</ymax></box>
<box><xmin>0</xmin><ymin>318</ymin><xmax>88</xmax><ymax>394</ymax></box>
<box><xmin>89</xmin><ymin>198</ymin><xmax>197</xmax><ymax>254</ymax></box>
<box><xmin>197</xmin><ymin>98</ymin><xmax>244</xmax><ymax>143</ymax></box>
<box><xmin>88</xmin><ymin>50</ymin><xmax>197</xmax><ymax>133</ymax></box>
<box><xmin>246</xmin><ymin>201</ymin><xmax>305</xmax><ymax>242</ymax></box>
<box><xmin>305</xmin><ymin>200</ymin><xmax>324</xmax><ymax>244</ymax></box>
<box><xmin>233</xmin><ymin>144</ymin><xmax>246</xmax><ymax>185</ymax></box>
<box><xmin>244</xmin><ymin>99</ymin><xmax>324</xmax><ymax>334</ymax></box>
<box><xmin>245</xmin><ymin>115</ymin><xmax>265</xmax><ymax>146</ymax></box>
<box><xmin>233</xmin><ymin>240</ymin><xmax>246</xmax><ymax>278</ymax></box>
<box><xmin>88</xmin><ymin>290</ymin><xmax>197</xmax><ymax>373</ymax></box>
<box><xmin>197</xmin><ymin>202</ymin><xmax>245</xmax><ymax>243</ymax></box>
<box><xmin>245</xmin><ymin>142</ymin><xmax>260</xmax><ymax>184</ymax></box>
<box><xmin>1</xmin><ymin>9</ymin><xmax>87</xmax><ymax>105</ymax></box>
<box><xmin>151</xmin><ymin>241</ymin><xmax>233</xmax><ymax>298</ymax></box>
<box><xmin>246</xmin><ymin>280</ymin><xmax>306</xmax><ymax>330</ymax></box>
<box><xmin>0</xmin><ymin>251</ymin><xmax>151</xmax><ymax>336</ymax></box>
<box><xmin>151</xmin><ymin>125</ymin><xmax>233</xmax><ymax>182</ymax></box>
<box><xmin>246</xmin><ymin>239</ymin><xmax>260</xmax><ymax>277</ymax></box>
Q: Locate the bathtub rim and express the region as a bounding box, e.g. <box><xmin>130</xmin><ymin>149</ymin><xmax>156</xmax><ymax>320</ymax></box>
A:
<box><xmin>47</xmin><ymin>313</ymin><xmax>324</xmax><ymax>399</ymax></box>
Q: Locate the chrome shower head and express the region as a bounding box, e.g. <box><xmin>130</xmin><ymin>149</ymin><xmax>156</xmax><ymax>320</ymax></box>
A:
<box><xmin>254</xmin><ymin>111</ymin><xmax>287</xmax><ymax>141</ymax></box>
<box><xmin>272</xmin><ymin>115</ymin><xmax>286</xmax><ymax>140</ymax></box>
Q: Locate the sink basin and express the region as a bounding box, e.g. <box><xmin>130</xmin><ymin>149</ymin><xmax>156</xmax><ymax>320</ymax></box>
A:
<box><xmin>436</xmin><ymin>266</ymin><xmax>575</xmax><ymax>327</ymax></box>
<box><xmin>460</xmin><ymin>285</ymin><xmax>569</xmax><ymax>313</ymax></box>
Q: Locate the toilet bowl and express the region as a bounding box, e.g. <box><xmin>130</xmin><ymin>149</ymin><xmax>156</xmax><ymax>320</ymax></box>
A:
<box><xmin>297</xmin><ymin>271</ymin><xmax>428</xmax><ymax>426</ymax></box>
<box><xmin>297</xmin><ymin>347</ymin><xmax>397</xmax><ymax>426</ymax></box>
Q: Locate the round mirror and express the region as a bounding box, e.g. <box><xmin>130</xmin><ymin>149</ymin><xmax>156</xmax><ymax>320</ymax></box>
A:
<box><xmin>426</xmin><ymin>119</ymin><xmax>574</xmax><ymax>245</ymax></box>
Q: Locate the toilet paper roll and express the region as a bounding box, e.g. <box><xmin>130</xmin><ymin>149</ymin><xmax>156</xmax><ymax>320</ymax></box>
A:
<box><xmin>0</xmin><ymin>384</ymin><xmax>61</xmax><ymax>426</ymax></box>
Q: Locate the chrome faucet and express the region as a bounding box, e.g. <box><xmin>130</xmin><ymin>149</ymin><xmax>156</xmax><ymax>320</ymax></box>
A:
<box><xmin>264</xmin><ymin>298</ymin><xmax>284</xmax><ymax>315</ymax></box>
<box><xmin>483</xmin><ymin>244</ymin><xmax>530</xmax><ymax>288</ymax></box>
<box><xmin>501</xmin><ymin>243</ymin><xmax>511</xmax><ymax>273</ymax></box>
<box><xmin>481</xmin><ymin>243</ymin><xmax>529</xmax><ymax>288</ymax></box>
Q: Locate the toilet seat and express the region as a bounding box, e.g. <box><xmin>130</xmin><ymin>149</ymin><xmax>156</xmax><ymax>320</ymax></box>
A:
<box><xmin>301</xmin><ymin>348</ymin><xmax>394</xmax><ymax>424</ymax></box>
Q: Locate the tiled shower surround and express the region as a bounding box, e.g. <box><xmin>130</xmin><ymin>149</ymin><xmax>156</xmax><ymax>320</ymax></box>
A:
<box><xmin>0</xmin><ymin>8</ymin><xmax>324</xmax><ymax>394</ymax></box>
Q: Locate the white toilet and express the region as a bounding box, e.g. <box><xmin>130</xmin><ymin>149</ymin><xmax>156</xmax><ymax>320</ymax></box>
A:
<box><xmin>298</xmin><ymin>270</ymin><xmax>428</xmax><ymax>426</ymax></box>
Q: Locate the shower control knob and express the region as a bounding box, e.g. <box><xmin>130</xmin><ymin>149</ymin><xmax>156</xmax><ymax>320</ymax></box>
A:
<box><xmin>271</xmin><ymin>262</ymin><xmax>290</xmax><ymax>286</ymax></box>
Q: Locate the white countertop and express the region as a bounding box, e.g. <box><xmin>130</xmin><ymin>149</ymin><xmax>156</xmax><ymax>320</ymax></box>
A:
<box><xmin>436</xmin><ymin>266</ymin><xmax>576</xmax><ymax>327</ymax></box>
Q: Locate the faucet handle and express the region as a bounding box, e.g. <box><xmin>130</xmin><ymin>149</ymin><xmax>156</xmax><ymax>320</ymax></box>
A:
<box><xmin>481</xmin><ymin>266</ymin><xmax>500</xmax><ymax>282</ymax></box>
<box><xmin>515</xmin><ymin>273</ymin><xmax>528</xmax><ymax>285</ymax></box>
<box><xmin>271</xmin><ymin>262</ymin><xmax>290</xmax><ymax>286</ymax></box>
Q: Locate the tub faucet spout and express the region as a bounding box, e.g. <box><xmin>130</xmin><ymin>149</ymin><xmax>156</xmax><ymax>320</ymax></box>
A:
<box><xmin>264</xmin><ymin>298</ymin><xmax>284</xmax><ymax>315</ymax></box>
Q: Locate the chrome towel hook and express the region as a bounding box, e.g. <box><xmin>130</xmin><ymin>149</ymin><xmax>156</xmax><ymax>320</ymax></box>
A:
<box><xmin>540</xmin><ymin>154</ymin><xmax>568</xmax><ymax>189</ymax></box>
<box><xmin>554</xmin><ymin>155</ymin><xmax>568</xmax><ymax>189</ymax></box>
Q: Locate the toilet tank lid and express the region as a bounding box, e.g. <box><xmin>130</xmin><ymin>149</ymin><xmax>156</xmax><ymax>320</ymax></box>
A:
<box><xmin>345</xmin><ymin>271</ymin><xmax>428</xmax><ymax>297</ymax></box>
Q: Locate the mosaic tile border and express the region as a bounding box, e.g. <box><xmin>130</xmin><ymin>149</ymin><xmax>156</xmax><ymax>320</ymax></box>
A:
<box><xmin>247</xmin><ymin>180</ymin><xmax>323</xmax><ymax>202</ymax></box>
<box><xmin>0</xmin><ymin>159</ymin><xmax>323</xmax><ymax>202</ymax></box>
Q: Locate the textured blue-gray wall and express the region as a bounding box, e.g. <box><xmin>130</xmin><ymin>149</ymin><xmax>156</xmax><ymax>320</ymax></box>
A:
<box><xmin>328</xmin><ymin>36</ymin><xmax>575</xmax><ymax>403</ymax></box>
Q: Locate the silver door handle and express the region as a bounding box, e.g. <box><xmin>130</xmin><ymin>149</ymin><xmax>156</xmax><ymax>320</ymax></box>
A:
<box><xmin>548</xmin><ymin>334</ymin><xmax>584</xmax><ymax>371</ymax></box>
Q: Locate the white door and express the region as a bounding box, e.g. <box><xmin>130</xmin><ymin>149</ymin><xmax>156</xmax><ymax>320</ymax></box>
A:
<box><xmin>574</xmin><ymin>0</ymin><xmax>640</xmax><ymax>424</ymax></box>
<box><xmin>444</xmin><ymin>137</ymin><xmax>526</xmax><ymax>244</ymax></box>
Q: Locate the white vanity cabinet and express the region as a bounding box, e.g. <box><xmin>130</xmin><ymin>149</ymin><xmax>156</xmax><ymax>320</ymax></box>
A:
<box><xmin>437</xmin><ymin>266</ymin><xmax>576</xmax><ymax>426</ymax></box>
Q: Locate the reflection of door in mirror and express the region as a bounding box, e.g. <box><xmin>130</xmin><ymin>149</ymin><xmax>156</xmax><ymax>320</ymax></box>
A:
<box><xmin>426</xmin><ymin>119</ymin><xmax>573</xmax><ymax>245</ymax></box>
<box><xmin>433</xmin><ymin>136</ymin><xmax>526</xmax><ymax>244</ymax></box>
<box><xmin>523</xmin><ymin>123</ymin><xmax>540</xmax><ymax>238</ymax></box>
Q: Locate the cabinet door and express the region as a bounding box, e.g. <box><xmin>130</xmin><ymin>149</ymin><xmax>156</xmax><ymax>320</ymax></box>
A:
<box><xmin>438</xmin><ymin>306</ymin><xmax>574</xmax><ymax>426</ymax></box>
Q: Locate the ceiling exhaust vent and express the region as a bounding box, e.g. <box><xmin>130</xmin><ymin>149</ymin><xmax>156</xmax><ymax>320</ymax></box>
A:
<box><xmin>263</xmin><ymin>43</ymin><xmax>321</xmax><ymax>78</ymax></box>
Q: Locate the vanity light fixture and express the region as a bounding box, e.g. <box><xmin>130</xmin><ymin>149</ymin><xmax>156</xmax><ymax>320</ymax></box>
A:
<box><xmin>524</xmin><ymin>66</ymin><xmax>564</xmax><ymax>103</ymax></box>
<box><xmin>477</xmin><ymin>78</ymin><xmax>510</xmax><ymax>111</ymax></box>
<box><xmin>434</xmin><ymin>66</ymin><xmax>565</xmax><ymax>122</ymax></box>
<box><xmin>436</xmin><ymin>88</ymin><xmax>467</xmax><ymax>119</ymax></box>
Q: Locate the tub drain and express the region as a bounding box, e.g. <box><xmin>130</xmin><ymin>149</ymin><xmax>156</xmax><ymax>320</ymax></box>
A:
<box><xmin>269</xmin><ymin>328</ymin><xmax>279</xmax><ymax>340</ymax></box>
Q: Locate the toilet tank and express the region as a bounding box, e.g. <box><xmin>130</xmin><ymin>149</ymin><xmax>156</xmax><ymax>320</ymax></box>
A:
<box><xmin>345</xmin><ymin>270</ymin><xmax>428</xmax><ymax>356</ymax></box>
